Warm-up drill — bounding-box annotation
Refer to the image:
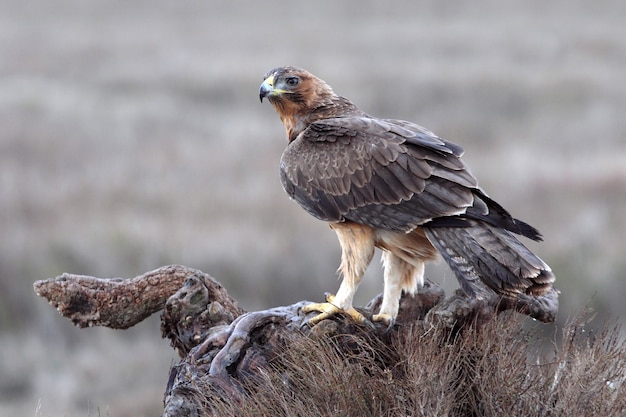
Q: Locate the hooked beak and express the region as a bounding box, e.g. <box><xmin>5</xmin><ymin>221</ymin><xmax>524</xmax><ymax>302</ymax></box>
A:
<box><xmin>259</xmin><ymin>75</ymin><xmax>275</xmax><ymax>102</ymax></box>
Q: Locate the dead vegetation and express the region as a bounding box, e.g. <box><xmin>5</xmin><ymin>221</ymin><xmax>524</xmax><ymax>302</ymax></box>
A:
<box><xmin>35</xmin><ymin>266</ymin><xmax>625</xmax><ymax>417</ymax></box>
<box><xmin>186</xmin><ymin>315</ymin><xmax>625</xmax><ymax>417</ymax></box>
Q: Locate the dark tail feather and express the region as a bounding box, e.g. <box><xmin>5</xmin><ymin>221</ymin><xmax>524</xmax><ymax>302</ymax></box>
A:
<box><xmin>424</xmin><ymin>220</ymin><xmax>555</xmax><ymax>298</ymax></box>
<box><xmin>468</xmin><ymin>189</ymin><xmax>544</xmax><ymax>241</ymax></box>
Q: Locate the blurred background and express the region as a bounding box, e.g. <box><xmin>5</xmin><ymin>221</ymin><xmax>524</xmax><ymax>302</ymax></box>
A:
<box><xmin>1</xmin><ymin>0</ymin><xmax>624</xmax><ymax>415</ymax></box>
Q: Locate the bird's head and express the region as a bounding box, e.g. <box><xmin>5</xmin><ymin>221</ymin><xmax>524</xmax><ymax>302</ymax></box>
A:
<box><xmin>260</xmin><ymin>66</ymin><xmax>333</xmax><ymax>110</ymax></box>
<box><xmin>260</xmin><ymin>66</ymin><xmax>363</xmax><ymax>142</ymax></box>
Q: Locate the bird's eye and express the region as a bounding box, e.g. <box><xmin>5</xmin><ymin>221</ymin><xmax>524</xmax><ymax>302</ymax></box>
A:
<box><xmin>285</xmin><ymin>76</ymin><xmax>300</xmax><ymax>87</ymax></box>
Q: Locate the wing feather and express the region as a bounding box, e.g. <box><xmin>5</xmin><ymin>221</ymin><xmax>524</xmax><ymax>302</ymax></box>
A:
<box><xmin>280</xmin><ymin>116</ymin><xmax>479</xmax><ymax>232</ymax></box>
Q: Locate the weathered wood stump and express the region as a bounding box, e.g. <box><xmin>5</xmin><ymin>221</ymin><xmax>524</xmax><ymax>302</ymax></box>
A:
<box><xmin>33</xmin><ymin>264</ymin><xmax>558</xmax><ymax>416</ymax></box>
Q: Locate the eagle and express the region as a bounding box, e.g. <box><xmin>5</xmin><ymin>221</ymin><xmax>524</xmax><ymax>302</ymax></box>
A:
<box><xmin>259</xmin><ymin>66</ymin><xmax>555</xmax><ymax>326</ymax></box>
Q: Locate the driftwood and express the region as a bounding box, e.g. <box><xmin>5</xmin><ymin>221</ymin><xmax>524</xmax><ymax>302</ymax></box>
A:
<box><xmin>33</xmin><ymin>264</ymin><xmax>559</xmax><ymax>416</ymax></box>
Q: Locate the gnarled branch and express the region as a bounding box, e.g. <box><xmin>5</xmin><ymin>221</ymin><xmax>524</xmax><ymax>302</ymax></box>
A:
<box><xmin>33</xmin><ymin>264</ymin><xmax>243</xmax><ymax>330</ymax></box>
<box><xmin>33</xmin><ymin>265</ymin><xmax>558</xmax><ymax>416</ymax></box>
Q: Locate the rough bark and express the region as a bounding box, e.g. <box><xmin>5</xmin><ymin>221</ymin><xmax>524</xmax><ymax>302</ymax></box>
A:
<box><xmin>33</xmin><ymin>265</ymin><xmax>229</xmax><ymax>329</ymax></box>
<box><xmin>160</xmin><ymin>270</ymin><xmax>246</xmax><ymax>357</ymax></box>
<box><xmin>33</xmin><ymin>264</ymin><xmax>558</xmax><ymax>416</ymax></box>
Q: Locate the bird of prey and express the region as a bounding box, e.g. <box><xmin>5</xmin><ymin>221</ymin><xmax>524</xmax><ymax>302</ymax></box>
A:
<box><xmin>259</xmin><ymin>66</ymin><xmax>555</xmax><ymax>326</ymax></box>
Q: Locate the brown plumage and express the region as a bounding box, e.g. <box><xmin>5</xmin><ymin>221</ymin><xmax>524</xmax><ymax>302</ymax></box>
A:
<box><xmin>260</xmin><ymin>66</ymin><xmax>556</xmax><ymax>325</ymax></box>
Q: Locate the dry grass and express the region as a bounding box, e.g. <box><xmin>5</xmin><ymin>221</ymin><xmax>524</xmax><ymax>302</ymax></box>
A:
<box><xmin>195</xmin><ymin>314</ymin><xmax>625</xmax><ymax>417</ymax></box>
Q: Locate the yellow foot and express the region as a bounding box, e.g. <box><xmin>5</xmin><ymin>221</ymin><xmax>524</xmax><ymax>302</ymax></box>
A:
<box><xmin>372</xmin><ymin>312</ymin><xmax>396</xmax><ymax>332</ymax></box>
<box><xmin>301</xmin><ymin>293</ymin><xmax>374</xmax><ymax>329</ymax></box>
<box><xmin>372</xmin><ymin>312</ymin><xmax>393</xmax><ymax>324</ymax></box>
